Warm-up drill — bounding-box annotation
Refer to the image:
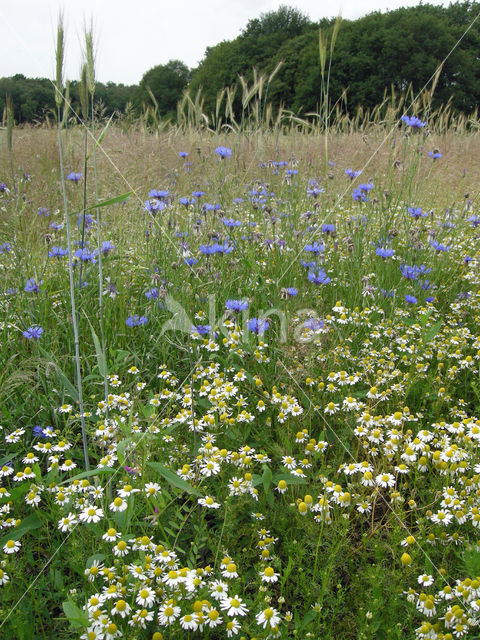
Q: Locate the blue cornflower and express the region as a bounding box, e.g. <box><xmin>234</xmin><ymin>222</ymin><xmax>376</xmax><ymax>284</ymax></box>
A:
<box><xmin>48</xmin><ymin>246</ymin><xmax>68</xmax><ymax>258</ymax></box>
<box><xmin>145</xmin><ymin>288</ymin><xmax>159</xmax><ymax>299</ymax></box>
<box><xmin>0</xmin><ymin>242</ymin><xmax>11</xmax><ymax>254</ymax></box>
<box><xmin>199</xmin><ymin>244</ymin><xmax>216</xmax><ymax>255</ymax></box>
<box><xmin>184</xmin><ymin>257</ymin><xmax>198</xmax><ymax>266</ymax></box>
<box><xmin>428</xmin><ymin>151</ymin><xmax>442</xmax><ymax>159</ymax></box>
<box><xmin>405</xmin><ymin>294</ymin><xmax>417</xmax><ymax>304</ymax></box>
<box><xmin>215</xmin><ymin>146</ymin><xmax>232</xmax><ymax>158</ymax></box>
<box><xmin>225</xmin><ymin>299</ymin><xmax>248</xmax><ymax>312</ymax></box>
<box><xmin>304</xmin><ymin>242</ymin><xmax>324</xmax><ymax>255</ymax></box>
<box><xmin>66</xmin><ymin>172</ymin><xmax>82</xmax><ymax>182</ymax></box>
<box><xmin>126</xmin><ymin>315</ymin><xmax>148</xmax><ymax>327</ymax></box>
<box><xmin>178</xmin><ymin>151</ymin><xmax>189</xmax><ymax>158</ymax></box>
<box><xmin>285</xmin><ymin>169</ymin><xmax>298</xmax><ymax>176</ymax></box>
<box><xmin>303</xmin><ymin>318</ymin><xmax>325</xmax><ymax>331</ymax></box>
<box><xmin>285</xmin><ymin>287</ymin><xmax>298</xmax><ymax>297</ymax></box>
<box><xmin>218</xmin><ymin>241</ymin><xmax>234</xmax><ymax>254</ymax></box>
<box><xmin>143</xmin><ymin>199</ymin><xmax>166</xmax><ymax>214</ymax></box>
<box><xmin>468</xmin><ymin>215</ymin><xmax>480</xmax><ymax>227</ymax></box>
<box><xmin>248</xmin><ymin>318</ymin><xmax>270</xmax><ymax>334</ymax></box>
<box><xmin>307</xmin><ymin>187</ymin><xmax>325</xmax><ymax>197</ymax></box>
<box><xmin>24</xmin><ymin>278</ymin><xmax>43</xmax><ymax>293</ymax></box>
<box><xmin>308</xmin><ymin>268</ymin><xmax>331</xmax><ymax>285</ymax></box>
<box><xmin>49</xmin><ymin>222</ymin><xmax>63</xmax><ymax>230</ymax></box>
<box><xmin>192</xmin><ymin>190</ymin><xmax>206</xmax><ymax>198</ymax></box>
<box><xmin>345</xmin><ymin>168</ymin><xmax>362</xmax><ymax>179</ymax></box>
<box><xmin>352</xmin><ymin>183</ymin><xmax>373</xmax><ymax>202</ymax></box>
<box><xmin>23</xmin><ymin>326</ymin><xmax>43</xmax><ymax>339</ymax></box>
<box><xmin>37</xmin><ymin>207</ymin><xmax>50</xmax><ymax>217</ymax></box>
<box><xmin>376</xmin><ymin>247</ymin><xmax>394</xmax><ymax>258</ymax></box>
<box><xmin>77</xmin><ymin>213</ymin><xmax>95</xmax><ymax>230</ymax></box>
<box><xmin>408</xmin><ymin>206</ymin><xmax>427</xmax><ymax>219</ymax></box>
<box><xmin>401</xmin><ymin>115</ymin><xmax>426</xmax><ymax>128</ymax></box>
<box><xmin>380</xmin><ymin>289</ymin><xmax>395</xmax><ymax>298</ymax></box>
<box><xmin>101</xmin><ymin>240</ymin><xmax>115</xmax><ymax>254</ymax></box>
<box><xmin>321</xmin><ymin>223</ymin><xmax>336</xmax><ymax>234</ymax></box>
<box><xmin>430</xmin><ymin>240</ymin><xmax>449</xmax><ymax>252</ymax></box>
<box><xmin>0</xmin><ymin>182</ymin><xmax>9</xmax><ymax>193</ymax></box>
<box><xmin>425</xmin><ymin>296</ymin><xmax>435</xmax><ymax>303</ymax></box>
<box><xmin>223</xmin><ymin>218</ymin><xmax>241</xmax><ymax>227</ymax></box>
<box><xmin>179</xmin><ymin>196</ymin><xmax>195</xmax><ymax>206</ymax></box>
<box><xmin>33</xmin><ymin>425</ymin><xmax>48</xmax><ymax>438</ymax></box>
<box><xmin>233</xmin><ymin>197</ymin><xmax>244</xmax><ymax>204</ymax></box>
<box><xmin>149</xmin><ymin>189</ymin><xmax>169</xmax><ymax>200</ymax></box>
<box><xmin>203</xmin><ymin>203</ymin><xmax>220</xmax><ymax>212</ymax></box>
<box><xmin>400</xmin><ymin>264</ymin><xmax>431</xmax><ymax>280</ymax></box>
<box><xmin>74</xmin><ymin>248</ymin><xmax>97</xmax><ymax>263</ymax></box>
<box><xmin>192</xmin><ymin>324</ymin><xmax>211</xmax><ymax>335</ymax></box>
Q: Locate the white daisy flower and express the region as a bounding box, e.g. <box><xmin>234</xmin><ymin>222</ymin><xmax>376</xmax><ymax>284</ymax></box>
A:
<box><xmin>220</xmin><ymin>595</ymin><xmax>249</xmax><ymax>617</ymax></box>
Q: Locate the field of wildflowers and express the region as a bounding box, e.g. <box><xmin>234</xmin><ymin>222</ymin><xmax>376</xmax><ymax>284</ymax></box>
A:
<box><xmin>1</xmin><ymin>54</ymin><xmax>480</xmax><ymax>639</ymax></box>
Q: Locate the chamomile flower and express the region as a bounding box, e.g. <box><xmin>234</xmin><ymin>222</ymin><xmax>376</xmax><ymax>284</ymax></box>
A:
<box><xmin>256</xmin><ymin>606</ymin><xmax>281</xmax><ymax>629</ymax></box>
<box><xmin>111</xmin><ymin>599</ymin><xmax>131</xmax><ymax>618</ymax></box>
<box><xmin>431</xmin><ymin>510</ymin><xmax>453</xmax><ymax>525</ymax></box>
<box><xmin>260</xmin><ymin>566</ymin><xmax>279</xmax><ymax>583</ymax></box>
<box><xmin>376</xmin><ymin>473</ymin><xmax>396</xmax><ymax>488</ymax></box>
<box><xmin>221</xmin><ymin>562</ymin><xmax>239</xmax><ymax>579</ymax></box>
<box><xmin>109</xmin><ymin>497</ymin><xmax>128</xmax><ymax>513</ymax></box>
<box><xmin>58</xmin><ymin>513</ymin><xmax>78</xmax><ymax>532</ymax></box>
<box><xmin>103</xmin><ymin>528</ymin><xmax>121</xmax><ymax>542</ymax></box>
<box><xmin>112</xmin><ymin>540</ymin><xmax>129</xmax><ymax>557</ymax></box>
<box><xmin>198</xmin><ymin>496</ymin><xmax>221</xmax><ymax>509</ymax></box>
<box><xmin>210</xmin><ymin>579</ymin><xmax>229</xmax><ymax>600</ymax></box>
<box><xmin>3</xmin><ymin>539</ymin><xmax>21</xmax><ymax>554</ymax></box>
<box><xmin>79</xmin><ymin>505</ymin><xmax>104</xmax><ymax>524</ymax></box>
<box><xmin>135</xmin><ymin>586</ymin><xmax>155</xmax><ymax>607</ymax></box>
<box><xmin>220</xmin><ymin>595</ymin><xmax>249</xmax><ymax>616</ymax></box>
<box><xmin>144</xmin><ymin>482</ymin><xmax>161</xmax><ymax>497</ymax></box>
<box><xmin>179</xmin><ymin>613</ymin><xmax>198</xmax><ymax>630</ymax></box>
<box><xmin>158</xmin><ymin>602</ymin><xmax>181</xmax><ymax>625</ymax></box>
<box><xmin>225</xmin><ymin>617</ymin><xmax>241</xmax><ymax>636</ymax></box>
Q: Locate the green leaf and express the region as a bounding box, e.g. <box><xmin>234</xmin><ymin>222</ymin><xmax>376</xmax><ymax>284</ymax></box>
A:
<box><xmin>37</xmin><ymin>348</ymin><xmax>79</xmax><ymax>402</ymax></box>
<box><xmin>262</xmin><ymin>464</ymin><xmax>273</xmax><ymax>494</ymax></box>
<box><xmin>0</xmin><ymin>452</ymin><xmax>17</xmax><ymax>467</ymax></box>
<box><xmin>147</xmin><ymin>462</ymin><xmax>202</xmax><ymax>496</ymax></box>
<box><xmin>86</xmin><ymin>553</ymin><xmax>105</xmax><ymax>568</ymax></box>
<box><xmin>62</xmin><ymin>598</ymin><xmax>89</xmax><ymax>629</ymax></box>
<box><xmin>85</xmin><ymin>191</ymin><xmax>133</xmax><ymax>211</ymax></box>
<box><xmin>423</xmin><ymin>320</ymin><xmax>443</xmax><ymax>344</ymax></box>
<box><xmin>86</xmin><ymin>113</ymin><xmax>114</xmax><ymax>160</ymax></box>
<box><xmin>86</xmin><ymin>319</ymin><xmax>107</xmax><ymax>378</ymax></box>
<box><xmin>117</xmin><ymin>436</ymin><xmax>140</xmax><ymax>465</ymax></box>
<box><xmin>57</xmin><ymin>466</ymin><xmax>115</xmax><ymax>486</ymax></box>
<box><xmin>299</xmin><ymin>608</ymin><xmax>318</xmax><ymax>631</ymax></box>
<box><xmin>0</xmin><ymin>513</ymin><xmax>43</xmax><ymax>547</ymax></box>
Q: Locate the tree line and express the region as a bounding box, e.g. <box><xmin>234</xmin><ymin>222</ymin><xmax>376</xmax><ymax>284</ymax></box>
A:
<box><xmin>2</xmin><ymin>2</ymin><xmax>480</xmax><ymax>124</ymax></box>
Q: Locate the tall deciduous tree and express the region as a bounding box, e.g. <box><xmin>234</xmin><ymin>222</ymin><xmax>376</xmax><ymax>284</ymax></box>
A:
<box><xmin>135</xmin><ymin>60</ymin><xmax>191</xmax><ymax>120</ymax></box>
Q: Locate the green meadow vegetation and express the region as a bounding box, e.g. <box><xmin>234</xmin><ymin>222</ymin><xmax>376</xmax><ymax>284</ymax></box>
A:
<box><xmin>1</xmin><ymin>12</ymin><xmax>480</xmax><ymax>640</ymax></box>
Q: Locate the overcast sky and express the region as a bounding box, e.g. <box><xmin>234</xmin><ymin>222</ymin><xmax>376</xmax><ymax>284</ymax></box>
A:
<box><xmin>4</xmin><ymin>0</ymin><xmax>452</xmax><ymax>85</ymax></box>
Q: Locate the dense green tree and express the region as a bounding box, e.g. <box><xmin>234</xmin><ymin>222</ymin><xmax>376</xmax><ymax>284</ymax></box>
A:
<box><xmin>188</xmin><ymin>5</ymin><xmax>315</xmax><ymax>117</ymax></box>
<box><xmin>135</xmin><ymin>60</ymin><xmax>190</xmax><ymax>120</ymax></box>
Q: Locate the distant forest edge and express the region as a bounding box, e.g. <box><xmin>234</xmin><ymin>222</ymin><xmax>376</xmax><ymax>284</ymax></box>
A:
<box><xmin>3</xmin><ymin>2</ymin><xmax>480</xmax><ymax>125</ymax></box>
